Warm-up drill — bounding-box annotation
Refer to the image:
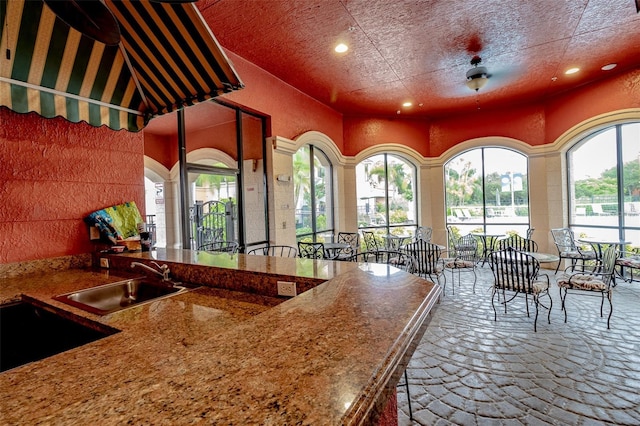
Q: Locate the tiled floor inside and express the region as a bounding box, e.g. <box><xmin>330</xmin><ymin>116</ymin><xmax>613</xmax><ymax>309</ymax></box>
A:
<box><xmin>398</xmin><ymin>265</ymin><xmax>640</xmax><ymax>425</ymax></box>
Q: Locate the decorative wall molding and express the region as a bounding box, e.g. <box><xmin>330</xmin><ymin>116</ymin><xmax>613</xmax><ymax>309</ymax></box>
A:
<box><xmin>550</xmin><ymin>108</ymin><xmax>640</xmax><ymax>154</ymax></box>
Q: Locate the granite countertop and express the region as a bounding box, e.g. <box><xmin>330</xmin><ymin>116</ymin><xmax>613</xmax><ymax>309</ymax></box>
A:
<box><xmin>0</xmin><ymin>250</ymin><xmax>440</xmax><ymax>425</ymax></box>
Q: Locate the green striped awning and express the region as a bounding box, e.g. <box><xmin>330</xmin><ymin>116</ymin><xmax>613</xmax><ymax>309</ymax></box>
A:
<box><xmin>0</xmin><ymin>0</ymin><xmax>243</xmax><ymax>131</ymax></box>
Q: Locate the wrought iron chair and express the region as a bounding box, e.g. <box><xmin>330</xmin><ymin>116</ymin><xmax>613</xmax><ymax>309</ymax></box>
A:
<box><xmin>362</xmin><ymin>230</ymin><xmax>381</xmax><ymax>252</ymax></box>
<box><xmin>334</xmin><ymin>232</ymin><xmax>360</xmax><ymax>260</ymax></box>
<box><xmin>198</xmin><ymin>241</ymin><xmax>239</xmax><ymax>254</ymax></box>
<box><xmin>526</xmin><ymin>227</ymin><xmax>535</xmax><ymax>239</ymax></box>
<box><xmin>297</xmin><ymin>241</ymin><xmax>327</xmax><ymax>259</ymax></box>
<box><xmin>557</xmin><ymin>245</ymin><xmax>618</xmax><ymax>329</ymax></box>
<box><xmin>347</xmin><ymin>249</ymin><xmax>416</xmax><ymax>419</ymax></box>
<box><xmin>442</xmin><ymin>234</ymin><xmax>478</xmax><ymax>294</ymax></box>
<box><xmin>550</xmin><ymin>228</ymin><xmax>597</xmax><ymax>273</ymax></box>
<box><xmin>496</xmin><ymin>234</ymin><xmax>538</xmax><ymax>253</ymax></box>
<box><xmin>414</xmin><ymin>226</ymin><xmax>433</xmax><ymax>242</ymax></box>
<box><xmin>246</xmin><ymin>244</ymin><xmax>298</xmax><ymax>257</ymax></box>
<box><xmin>402</xmin><ymin>240</ymin><xmax>446</xmax><ymax>289</ymax></box>
<box><xmin>616</xmin><ymin>249</ymin><xmax>640</xmax><ymax>283</ymax></box>
<box><xmin>489</xmin><ymin>247</ymin><xmax>552</xmax><ymax>332</ymax></box>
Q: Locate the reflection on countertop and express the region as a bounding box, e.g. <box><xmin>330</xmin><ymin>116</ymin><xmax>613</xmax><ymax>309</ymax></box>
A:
<box><xmin>0</xmin><ymin>249</ymin><xmax>440</xmax><ymax>425</ymax></box>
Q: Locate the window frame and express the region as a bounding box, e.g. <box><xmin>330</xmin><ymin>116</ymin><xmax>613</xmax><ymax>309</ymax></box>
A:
<box><xmin>356</xmin><ymin>153</ymin><xmax>418</xmax><ymax>236</ymax></box>
<box><xmin>294</xmin><ymin>144</ymin><xmax>335</xmax><ymax>243</ymax></box>
<box><xmin>567</xmin><ymin>122</ymin><xmax>640</xmax><ymax>243</ymax></box>
<box><xmin>444</xmin><ymin>146</ymin><xmax>531</xmax><ymax>239</ymax></box>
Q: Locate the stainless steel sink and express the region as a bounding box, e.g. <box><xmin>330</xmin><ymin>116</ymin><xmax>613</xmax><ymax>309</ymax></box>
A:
<box><xmin>53</xmin><ymin>278</ymin><xmax>188</xmax><ymax>315</ymax></box>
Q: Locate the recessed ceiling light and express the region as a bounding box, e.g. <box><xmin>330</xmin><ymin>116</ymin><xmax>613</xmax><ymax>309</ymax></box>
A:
<box><xmin>601</xmin><ymin>63</ymin><xmax>617</xmax><ymax>71</ymax></box>
<box><xmin>402</xmin><ymin>102</ymin><xmax>412</xmax><ymax>107</ymax></box>
<box><xmin>565</xmin><ymin>67</ymin><xmax>580</xmax><ymax>75</ymax></box>
<box><xmin>335</xmin><ymin>43</ymin><xmax>348</xmax><ymax>53</ymax></box>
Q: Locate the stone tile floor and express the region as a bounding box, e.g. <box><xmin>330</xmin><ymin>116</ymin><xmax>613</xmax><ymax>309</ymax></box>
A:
<box><xmin>398</xmin><ymin>265</ymin><xmax>640</xmax><ymax>425</ymax></box>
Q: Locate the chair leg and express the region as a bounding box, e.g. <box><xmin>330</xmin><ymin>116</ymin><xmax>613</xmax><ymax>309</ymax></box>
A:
<box><xmin>491</xmin><ymin>288</ymin><xmax>498</xmax><ymax>321</ymax></box>
<box><xmin>533</xmin><ymin>295</ymin><xmax>539</xmax><ymax>332</ymax></box>
<box><xmin>606</xmin><ymin>290</ymin><xmax>612</xmax><ymax>329</ymax></box>
<box><xmin>555</xmin><ymin>256</ymin><xmax>562</xmax><ymax>273</ymax></box>
<box><xmin>559</xmin><ymin>287</ymin><xmax>568</xmax><ymax>323</ymax></box>
<box><xmin>547</xmin><ymin>292</ymin><xmax>553</xmax><ymax>325</ymax></box>
<box><xmin>600</xmin><ymin>292</ymin><xmax>605</xmax><ymax>318</ymax></box>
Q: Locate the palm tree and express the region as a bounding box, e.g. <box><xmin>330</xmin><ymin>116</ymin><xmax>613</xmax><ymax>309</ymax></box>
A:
<box><xmin>446</xmin><ymin>158</ymin><xmax>478</xmax><ymax>206</ymax></box>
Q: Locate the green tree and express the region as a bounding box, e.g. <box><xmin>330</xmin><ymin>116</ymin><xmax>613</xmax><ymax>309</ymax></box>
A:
<box><xmin>293</xmin><ymin>147</ymin><xmax>311</xmax><ymax>209</ymax></box>
<box><xmin>446</xmin><ymin>158</ymin><xmax>479</xmax><ymax>206</ymax></box>
<box><xmin>574</xmin><ymin>160</ymin><xmax>639</xmax><ymax>199</ymax></box>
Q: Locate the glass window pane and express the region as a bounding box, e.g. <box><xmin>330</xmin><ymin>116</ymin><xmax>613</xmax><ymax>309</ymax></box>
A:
<box><xmin>445</xmin><ymin>149</ymin><xmax>482</xmax><ymax>224</ymax></box>
<box><xmin>357</xmin><ymin>154</ymin><xmax>417</xmax><ymax>236</ymax></box>
<box><xmin>445</xmin><ymin>147</ymin><xmax>530</xmax><ymax>239</ymax></box>
<box><xmin>314</xmin><ymin>149</ymin><xmax>333</xmax><ymax>236</ymax></box>
<box><xmin>569</xmin><ymin>128</ymin><xmax>618</xmax><ymax>225</ymax></box>
<box><xmin>188</xmin><ymin>170</ymin><xmax>238</xmax><ymax>249</ymax></box>
<box><xmin>294</xmin><ymin>145</ymin><xmax>334</xmax><ymax>242</ymax></box>
<box><xmin>294</xmin><ymin>146</ymin><xmax>311</xmax><ymax>236</ymax></box>
<box><xmin>387</xmin><ymin>155</ymin><xmax>416</xmax><ymax>226</ymax></box>
<box><xmin>622</xmin><ymin>123</ymin><xmax>640</xmax><ymax>235</ymax></box>
<box><xmin>568</xmin><ymin>122</ymin><xmax>640</xmax><ymax>246</ymax></box>
<box><xmin>241</xmin><ymin>113</ymin><xmax>267</xmax><ymax>246</ymax></box>
<box><xmin>483</xmin><ymin>148</ymin><xmax>528</xmax><ymax>224</ymax></box>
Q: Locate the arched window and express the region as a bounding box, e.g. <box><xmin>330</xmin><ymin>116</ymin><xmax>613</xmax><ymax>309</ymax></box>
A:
<box><xmin>568</xmin><ymin>122</ymin><xmax>640</xmax><ymax>243</ymax></box>
<box><xmin>356</xmin><ymin>154</ymin><xmax>417</xmax><ymax>238</ymax></box>
<box><xmin>445</xmin><ymin>147</ymin><xmax>530</xmax><ymax>239</ymax></box>
<box><xmin>294</xmin><ymin>145</ymin><xmax>334</xmax><ymax>242</ymax></box>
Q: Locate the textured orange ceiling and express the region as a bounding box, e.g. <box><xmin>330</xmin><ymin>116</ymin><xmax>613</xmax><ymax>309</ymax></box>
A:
<box><xmin>194</xmin><ymin>0</ymin><xmax>639</xmax><ymax>118</ymax></box>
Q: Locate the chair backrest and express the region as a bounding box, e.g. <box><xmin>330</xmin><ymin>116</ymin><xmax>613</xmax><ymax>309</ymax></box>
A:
<box><xmin>297</xmin><ymin>241</ymin><xmax>326</xmax><ymax>259</ymax></box>
<box><xmin>551</xmin><ymin>228</ymin><xmax>577</xmax><ymax>253</ymax></box>
<box><xmin>198</xmin><ymin>241</ymin><xmax>239</xmax><ymax>254</ymax></box>
<box><xmin>247</xmin><ymin>244</ymin><xmax>298</xmax><ymax>257</ymax></box>
<box><xmin>337</xmin><ymin>232</ymin><xmax>359</xmax><ymax>251</ymax></box>
<box><xmin>403</xmin><ymin>240</ymin><xmax>443</xmax><ymax>276</ymax></box>
<box><xmin>497</xmin><ymin>235</ymin><xmax>538</xmax><ymax>252</ymax></box>
<box><xmin>452</xmin><ymin>234</ymin><xmax>478</xmax><ymax>261</ymax></box>
<box><xmin>489</xmin><ymin>247</ymin><xmax>540</xmax><ymax>294</ymax></box>
<box><xmin>446</xmin><ymin>225</ymin><xmax>459</xmax><ymax>251</ymax></box>
<box><xmin>599</xmin><ymin>245</ymin><xmax>619</xmax><ymax>287</ymax></box>
<box><xmin>526</xmin><ymin>227</ymin><xmax>535</xmax><ymax>239</ymax></box>
<box><xmin>362</xmin><ymin>231</ymin><xmax>379</xmax><ymax>252</ymax></box>
<box><xmin>349</xmin><ymin>250</ymin><xmax>416</xmax><ymax>273</ymax></box>
<box><xmin>415</xmin><ymin>226</ymin><xmax>433</xmax><ymax>242</ymax></box>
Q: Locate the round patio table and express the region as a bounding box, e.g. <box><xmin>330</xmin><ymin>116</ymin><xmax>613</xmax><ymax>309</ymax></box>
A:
<box><xmin>577</xmin><ymin>238</ymin><xmax>630</xmax><ymax>261</ymax></box>
<box><xmin>470</xmin><ymin>232</ymin><xmax>505</xmax><ymax>265</ymax></box>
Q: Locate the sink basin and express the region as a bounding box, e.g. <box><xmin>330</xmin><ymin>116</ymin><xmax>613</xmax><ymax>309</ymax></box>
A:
<box><xmin>53</xmin><ymin>278</ymin><xmax>188</xmax><ymax>315</ymax></box>
<box><xmin>1</xmin><ymin>300</ymin><xmax>117</xmax><ymax>372</ymax></box>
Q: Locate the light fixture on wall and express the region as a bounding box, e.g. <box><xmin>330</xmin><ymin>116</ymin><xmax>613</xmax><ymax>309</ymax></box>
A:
<box><xmin>465</xmin><ymin>56</ymin><xmax>489</xmax><ymax>92</ymax></box>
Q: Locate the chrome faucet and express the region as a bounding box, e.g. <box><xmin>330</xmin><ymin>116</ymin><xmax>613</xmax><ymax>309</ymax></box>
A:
<box><xmin>131</xmin><ymin>261</ymin><xmax>171</xmax><ymax>282</ymax></box>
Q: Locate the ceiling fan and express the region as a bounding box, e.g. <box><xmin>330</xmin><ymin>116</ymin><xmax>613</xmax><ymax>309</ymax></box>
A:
<box><xmin>465</xmin><ymin>55</ymin><xmax>490</xmax><ymax>92</ymax></box>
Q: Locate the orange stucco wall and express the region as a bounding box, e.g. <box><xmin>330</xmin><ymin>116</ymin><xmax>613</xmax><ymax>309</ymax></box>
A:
<box><xmin>0</xmin><ymin>108</ymin><xmax>144</xmax><ymax>264</ymax></box>
<box><xmin>343</xmin><ymin>69</ymin><xmax>640</xmax><ymax>158</ymax></box>
<box><xmin>2</xmin><ymin>59</ymin><xmax>638</xmax><ymax>264</ymax></box>
<box><xmin>220</xmin><ymin>51</ymin><xmax>345</xmax><ymax>149</ymax></box>
<box><xmin>144</xmin><ymin>133</ymin><xmax>176</xmax><ymax>171</ymax></box>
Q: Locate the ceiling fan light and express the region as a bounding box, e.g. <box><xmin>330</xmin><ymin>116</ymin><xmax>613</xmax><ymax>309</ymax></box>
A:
<box><xmin>466</xmin><ymin>75</ymin><xmax>488</xmax><ymax>91</ymax></box>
